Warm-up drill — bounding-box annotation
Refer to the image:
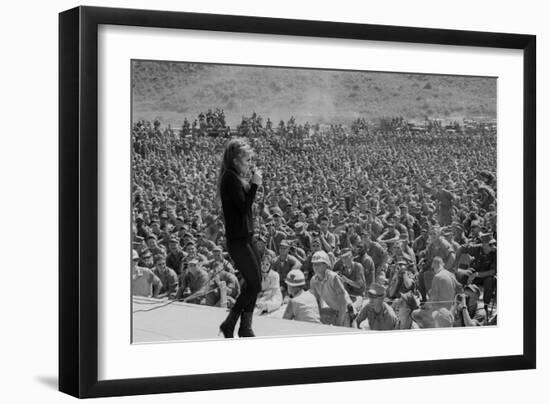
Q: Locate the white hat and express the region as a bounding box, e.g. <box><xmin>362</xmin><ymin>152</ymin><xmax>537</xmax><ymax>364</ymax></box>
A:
<box><xmin>311</xmin><ymin>251</ymin><xmax>331</xmax><ymax>266</ymax></box>
<box><xmin>132</xmin><ymin>250</ymin><xmax>139</xmax><ymax>260</ymax></box>
<box><xmin>285</xmin><ymin>269</ymin><xmax>306</xmax><ymax>287</ymax></box>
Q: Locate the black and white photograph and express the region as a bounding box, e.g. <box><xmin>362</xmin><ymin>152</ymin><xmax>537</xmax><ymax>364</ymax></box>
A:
<box><xmin>130</xmin><ymin>60</ymin><xmax>497</xmax><ymax>343</ymax></box>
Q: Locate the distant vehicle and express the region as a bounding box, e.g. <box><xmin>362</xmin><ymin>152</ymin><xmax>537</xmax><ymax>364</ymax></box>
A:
<box><xmin>206</xmin><ymin>126</ymin><xmax>230</xmax><ymax>137</ymax></box>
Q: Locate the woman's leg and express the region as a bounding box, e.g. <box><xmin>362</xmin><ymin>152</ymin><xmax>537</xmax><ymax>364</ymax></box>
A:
<box><xmin>227</xmin><ymin>241</ymin><xmax>262</xmax><ymax>315</ymax></box>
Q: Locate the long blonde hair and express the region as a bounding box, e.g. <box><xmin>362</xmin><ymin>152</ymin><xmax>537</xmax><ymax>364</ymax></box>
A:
<box><xmin>216</xmin><ymin>137</ymin><xmax>253</xmax><ymax>205</ymax></box>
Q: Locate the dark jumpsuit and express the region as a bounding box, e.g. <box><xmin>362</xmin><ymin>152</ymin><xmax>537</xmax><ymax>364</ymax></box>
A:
<box><xmin>220</xmin><ymin>169</ymin><xmax>262</xmax><ymax>314</ymax></box>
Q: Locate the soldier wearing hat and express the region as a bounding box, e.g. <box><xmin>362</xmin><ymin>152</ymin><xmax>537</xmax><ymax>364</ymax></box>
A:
<box><xmin>195</xmin><ymin>231</ymin><xmax>217</xmax><ymax>252</ymax></box>
<box><xmin>359</xmin><ymin>230</ymin><xmax>389</xmax><ymax>275</ymax></box>
<box><xmin>441</xmin><ymin>226</ymin><xmax>461</xmax><ymax>253</ymax></box>
<box><xmin>206</xmin><ymin>246</ymin><xmax>235</xmax><ymax>274</ymax></box>
<box><xmin>183</xmin><ymin>240</ymin><xmax>208</xmax><ymax>271</ymax></box>
<box><xmin>454</xmin><ymin>232</ymin><xmax>496</xmax><ymax>311</ymax></box>
<box><xmin>452</xmin><ymin>284</ymin><xmax>488</xmax><ymax>327</ymax></box>
<box><xmin>318</xmin><ymin>215</ymin><xmax>337</xmax><ymax>254</ymax></box>
<box><xmin>332</xmin><ymin>248</ymin><xmax>366</xmax><ymax>298</ymax></box>
<box><xmin>159</xmin><ymin>210</ymin><xmax>170</xmax><ymax>227</ymax></box>
<box><xmin>132</xmin><ymin>250</ymin><xmax>162</xmax><ymax>298</ymax></box>
<box><xmin>432</xmin><ymin>182</ymin><xmax>455</xmax><ymax>226</ymax></box>
<box><xmin>356</xmin><ymin>283</ymin><xmax>398</xmax><ymax>331</ymax></box>
<box><xmin>301</xmin><ymin>237</ymin><xmax>335</xmax><ymax>288</ymax></box>
<box><xmin>166</xmin><ymin>236</ymin><xmax>187</xmax><ymax>276</ymax></box>
<box><xmin>412</xmin><ymin>256</ymin><xmax>462</xmax><ymax>328</ymax></box>
<box><xmin>418</xmin><ymin>226</ymin><xmax>456</xmax><ymax>301</ymax></box>
<box><xmin>318</xmin><ymin>198</ymin><xmax>332</xmax><ymax>219</ymax></box>
<box><xmin>364</xmin><ymin>209</ymin><xmax>384</xmax><ymax>239</ymax></box>
<box><xmin>272</xmin><ymin>209</ymin><xmax>293</xmax><ymax>236</ymax></box>
<box><xmin>393</xmin><ymin>291</ymin><xmax>421</xmax><ymax>329</ymax></box>
<box><xmin>266</xmin><ymin>219</ymin><xmax>287</xmax><ymax>255</ymax></box>
<box><xmin>152</xmin><ymin>253</ymin><xmax>179</xmax><ymax>299</ymax></box>
<box><xmin>175</xmin><ymin>258</ymin><xmax>209</xmax><ymax>304</ymax></box>
<box><xmin>309</xmin><ymin>251</ymin><xmax>356</xmax><ymax>327</ymax></box>
<box><xmin>204</xmin><ymin>260</ymin><xmax>240</xmax><ymax>308</ymax></box>
<box><xmin>272</xmin><ymin>239</ymin><xmax>302</xmax><ymax>296</ymax></box>
<box><xmin>396</xmin><ymin>232</ymin><xmax>417</xmax><ymax>268</ymax></box>
<box><xmin>254</xmin><ymin>234</ymin><xmax>277</xmax><ymax>262</ymax></box>
<box><xmin>377</xmin><ymin>214</ymin><xmax>401</xmax><ymax>244</ymax></box>
<box><xmin>282</xmin><ymin>269</ymin><xmax>321</xmax><ymax>323</ymax></box>
<box><xmin>293</xmin><ymin>221</ymin><xmax>312</xmax><ymax>252</ymax></box>
<box><xmin>466</xmin><ymin>219</ymin><xmax>483</xmax><ymax>243</ymax></box>
<box><xmin>398</xmin><ymin>204</ymin><xmax>416</xmax><ymax>241</ymax></box>
<box><xmin>451</xmin><ymin>221</ymin><xmax>468</xmax><ymax>246</ymax></box>
<box><xmin>146</xmin><ymin>233</ymin><xmax>167</xmax><ymax>257</ymax></box>
<box><xmin>387</xmin><ymin>255</ymin><xmax>417</xmax><ymax>300</ymax></box>
<box><xmin>140</xmin><ymin>249</ymin><xmax>155</xmax><ymax>269</ymax></box>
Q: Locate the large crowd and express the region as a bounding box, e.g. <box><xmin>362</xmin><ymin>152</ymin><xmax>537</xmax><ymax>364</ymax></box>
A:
<box><xmin>131</xmin><ymin>112</ymin><xmax>497</xmax><ymax>331</ymax></box>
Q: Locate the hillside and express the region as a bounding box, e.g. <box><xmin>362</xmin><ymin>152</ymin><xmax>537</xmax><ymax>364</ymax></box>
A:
<box><xmin>132</xmin><ymin>60</ymin><xmax>496</xmax><ymax>127</ymax></box>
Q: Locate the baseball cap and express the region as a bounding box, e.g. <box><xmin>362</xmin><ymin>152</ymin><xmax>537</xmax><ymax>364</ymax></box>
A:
<box><xmin>311</xmin><ymin>251</ymin><xmax>331</xmax><ymax>266</ymax></box>
<box><xmin>367</xmin><ymin>283</ymin><xmax>386</xmax><ymax>298</ymax></box>
<box><xmin>340</xmin><ymin>248</ymin><xmax>353</xmax><ymax>258</ymax></box>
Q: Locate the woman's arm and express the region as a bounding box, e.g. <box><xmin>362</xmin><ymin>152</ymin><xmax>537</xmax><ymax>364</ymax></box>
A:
<box><xmin>222</xmin><ymin>172</ymin><xmax>258</xmax><ymax>215</ymax></box>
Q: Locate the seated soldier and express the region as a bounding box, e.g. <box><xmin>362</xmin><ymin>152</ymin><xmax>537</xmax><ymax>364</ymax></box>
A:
<box><xmin>454</xmin><ymin>233</ymin><xmax>497</xmax><ymax>312</ymax></box>
<box><xmin>282</xmin><ymin>269</ymin><xmax>321</xmax><ymax>324</ymax></box>
<box><xmin>206</xmin><ymin>246</ymin><xmax>235</xmax><ymax>274</ymax></box>
<box><xmin>332</xmin><ymin>248</ymin><xmax>366</xmax><ymax>303</ymax></box>
<box><xmin>166</xmin><ymin>236</ymin><xmax>187</xmax><ymax>276</ymax></box>
<box><xmin>272</xmin><ymin>240</ymin><xmax>302</xmax><ymax>297</ymax></box>
<box><xmin>132</xmin><ymin>250</ymin><xmax>162</xmax><ymax>298</ymax></box>
<box><xmin>204</xmin><ymin>261</ymin><xmax>240</xmax><ymax>308</ymax></box>
<box><xmin>387</xmin><ymin>259</ymin><xmax>418</xmax><ymax>299</ymax></box>
<box><xmin>175</xmin><ymin>259</ymin><xmax>209</xmax><ymax>304</ymax></box>
<box><xmin>152</xmin><ymin>253</ymin><xmax>179</xmax><ymax>299</ymax></box>
<box><xmin>452</xmin><ymin>284</ymin><xmax>488</xmax><ymax>327</ymax></box>
<box><xmin>412</xmin><ymin>256</ymin><xmax>462</xmax><ymax>328</ymax></box>
<box><xmin>356</xmin><ymin>283</ymin><xmax>398</xmax><ymax>331</ymax></box>
<box><xmin>393</xmin><ymin>291</ymin><xmax>421</xmax><ymax>330</ymax></box>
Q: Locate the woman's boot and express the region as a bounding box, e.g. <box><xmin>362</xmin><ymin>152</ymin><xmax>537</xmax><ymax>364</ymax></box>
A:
<box><xmin>237</xmin><ymin>311</ymin><xmax>255</xmax><ymax>337</ymax></box>
<box><xmin>219</xmin><ymin>310</ymin><xmax>240</xmax><ymax>338</ymax></box>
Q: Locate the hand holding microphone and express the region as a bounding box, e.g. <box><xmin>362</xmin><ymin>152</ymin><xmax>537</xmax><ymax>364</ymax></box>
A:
<box><xmin>251</xmin><ymin>167</ymin><xmax>263</xmax><ymax>186</ymax></box>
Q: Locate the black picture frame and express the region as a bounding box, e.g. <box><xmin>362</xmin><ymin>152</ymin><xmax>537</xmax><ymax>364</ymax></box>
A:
<box><xmin>59</xmin><ymin>5</ymin><xmax>536</xmax><ymax>399</ymax></box>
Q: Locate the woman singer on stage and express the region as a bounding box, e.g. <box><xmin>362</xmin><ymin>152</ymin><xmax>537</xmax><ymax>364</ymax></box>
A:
<box><xmin>217</xmin><ymin>138</ymin><xmax>263</xmax><ymax>338</ymax></box>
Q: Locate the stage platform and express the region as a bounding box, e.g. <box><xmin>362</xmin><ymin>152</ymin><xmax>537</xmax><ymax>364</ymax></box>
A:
<box><xmin>132</xmin><ymin>296</ymin><xmax>360</xmax><ymax>343</ymax></box>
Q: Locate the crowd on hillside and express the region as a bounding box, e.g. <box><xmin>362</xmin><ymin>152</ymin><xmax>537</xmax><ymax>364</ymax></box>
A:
<box><xmin>131</xmin><ymin>112</ymin><xmax>497</xmax><ymax>330</ymax></box>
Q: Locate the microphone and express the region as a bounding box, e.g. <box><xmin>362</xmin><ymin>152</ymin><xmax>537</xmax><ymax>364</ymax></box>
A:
<box><xmin>250</xmin><ymin>166</ymin><xmax>263</xmax><ymax>187</ymax></box>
